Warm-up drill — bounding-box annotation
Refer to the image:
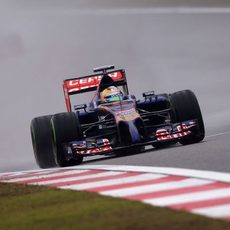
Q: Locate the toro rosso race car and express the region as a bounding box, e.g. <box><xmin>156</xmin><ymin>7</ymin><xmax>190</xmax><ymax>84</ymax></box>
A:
<box><xmin>31</xmin><ymin>65</ymin><xmax>205</xmax><ymax>168</ymax></box>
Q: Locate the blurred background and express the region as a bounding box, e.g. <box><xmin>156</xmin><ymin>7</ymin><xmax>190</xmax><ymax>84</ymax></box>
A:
<box><xmin>0</xmin><ymin>0</ymin><xmax>230</xmax><ymax>172</ymax></box>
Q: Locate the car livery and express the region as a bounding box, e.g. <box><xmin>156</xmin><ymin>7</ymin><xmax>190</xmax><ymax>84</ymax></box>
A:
<box><xmin>31</xmin><ymin>65</ymin><xmax>205</xmax><ymax>168</ymax></box>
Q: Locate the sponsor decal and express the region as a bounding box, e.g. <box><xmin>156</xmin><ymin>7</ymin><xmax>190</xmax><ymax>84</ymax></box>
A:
<box><xmin>73</xmin><ymin>139</ymin><xmax>112</xmax><ymax>155</ymax></box>
<box><xmin>72</xmin><ymin>142</ymin><xmax>87</xmax><ymax>149</ymax></box>
<box><xmin>115</xmin><ymin>108</ymin><xmax>140</xmax><ymax>122</ymax></box>
<box><xmin>65</xmin><ymin>71</ymin><xmax>123</xmax><ymax>93</ymax></box>
<box><xmin>157</xmin><ymin>131</ymin><xmax>191</xmax><ymax>141</ymax></box>
<box><xmin>77</xmin><ymin>146</ymin><xmax>112</xmax><ymax>155</ymax></box>
<box><xmin>155</xmin><ymin>125</ymin><xmax>191</xmax><ymax>141</ymax></box>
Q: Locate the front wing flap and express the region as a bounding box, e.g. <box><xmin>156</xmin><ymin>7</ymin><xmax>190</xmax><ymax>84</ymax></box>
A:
<box><xmin>151</xmin><ymin>120</ymin><xmax>196</xmax><ymax>141</ymax></box>
<box><xmin>69</xmin><ymin>138</ymin><xmax>112</xmax><ymax>156</ymax></box>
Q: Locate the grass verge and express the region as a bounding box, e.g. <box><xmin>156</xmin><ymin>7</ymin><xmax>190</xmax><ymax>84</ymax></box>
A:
<box><xmin>0</xmin><ymin>182</ymin><xmax>230</xmax><ymax>230</ymax></box>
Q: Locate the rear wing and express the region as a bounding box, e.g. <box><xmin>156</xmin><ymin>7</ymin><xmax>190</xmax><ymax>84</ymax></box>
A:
<box><xmin>63</xmin><ymin>69</ymin><xmax>128</xmax><ymax>112</ymax></box>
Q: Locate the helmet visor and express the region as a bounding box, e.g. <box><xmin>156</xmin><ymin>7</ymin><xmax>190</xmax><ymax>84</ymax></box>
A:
<box><xmin>104</xmin><ymin>93</ymin><xmax>122</xmax><ymax>103</ymax></box>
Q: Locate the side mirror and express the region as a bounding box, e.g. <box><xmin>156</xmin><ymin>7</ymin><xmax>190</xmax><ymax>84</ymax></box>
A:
<box><xmin>143</xmin><ymin>91</ymin><xmax>155</xmax><ymax>98</ymax></box>
<box><xmin>74</xmin><ymin>104</ymin><xmax>87</xmax><ymax>111</ymax></box>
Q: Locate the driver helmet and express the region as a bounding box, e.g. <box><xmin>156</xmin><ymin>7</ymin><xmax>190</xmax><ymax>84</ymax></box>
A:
<box><xmin>101</xmin><ymin>86</ymin><xmax>123</xmax><ymax>103</ymax></box>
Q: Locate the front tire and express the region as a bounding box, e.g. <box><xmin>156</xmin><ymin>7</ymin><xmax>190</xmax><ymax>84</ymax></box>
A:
<box><xmin>51</xmin><ymin>112</ymin><xmax>83</xmax><ymax>167</ymax></box>
<box><xmin>170</xmin><ymin>90</ymin><xmax>205</xmax><ymax>145</ymax></box>
<box><xmin>30</xmin><ymin>115</ymin><xmax>56</xmax><ymax>168</ymax></box>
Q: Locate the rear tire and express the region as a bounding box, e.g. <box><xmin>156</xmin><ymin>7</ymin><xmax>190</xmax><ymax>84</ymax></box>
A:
<box><xmin>170</xmin><ymin>90</ymin><xmax>205</xmax><ymax>145</ymax></box>
<box><xmin>30</xmin><ymin>115</ymin><xmax>56</xmax><ymax>168</ymax></box>
<box><xmin>51</xmin><ymin>112</ymin><xmax>83</xmax><ymax>167</ymax></box>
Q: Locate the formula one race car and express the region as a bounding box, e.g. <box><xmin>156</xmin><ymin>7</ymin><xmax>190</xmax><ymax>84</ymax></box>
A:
<box><xmin>31</xmin><ymin>65</ymin><xmax>205</xmax><ymax>168</ymax></box>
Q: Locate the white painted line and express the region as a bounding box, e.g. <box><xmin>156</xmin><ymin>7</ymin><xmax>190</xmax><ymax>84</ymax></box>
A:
<box><xmin>41</xmin><ymin>7</ymin><xmax>230</xmax><ymax>15</ymax></box>
<box><xmin>30</xmin><ymin>171</ymin><xmax>125</xmax><ymax>186</ymax></box>
<box><xmin>206</xmin><ymin>131</ymin><xmax>230</xmax><ymax>138</ymax></box>
<box><xmin>193</xmin><ymin>204</ymin><xmax>230</xmax><ymax>218</ymax></box>
<box><xmin>100</xmin><ymin>178</ymin><xmax>211</xmax><ymax>197</ymax></box>
<box><xmin>144</xmin><ymin>188</ymin><xmax>230</xmax><ymax>207</ymax></box>
<box><xmin>60</xmin><ymin>173</ymin><xmax>166</xmax><ymax>190</ymax></box>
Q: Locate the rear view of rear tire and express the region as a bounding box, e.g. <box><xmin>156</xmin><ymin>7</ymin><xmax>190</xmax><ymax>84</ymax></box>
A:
<box><xmin>51</xmin><ymin>112</ymin><xmax>83</xmax><ymax>167</ymax></box>
<box><xmin>170</xmin><ymin>90</ymin><xmax>205</xmax><ymax>145</ymax></box>
<box><xmin>31</xmin><ymin>115</ymin><xmax>56</xmax><ymax>168</ymax></box>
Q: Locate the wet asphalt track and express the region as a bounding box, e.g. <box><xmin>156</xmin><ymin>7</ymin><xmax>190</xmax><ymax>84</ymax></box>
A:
<box><xmin>0</xmin><ymin>1</ymin><xmax>230</xmax><ymax>173</ymax></box>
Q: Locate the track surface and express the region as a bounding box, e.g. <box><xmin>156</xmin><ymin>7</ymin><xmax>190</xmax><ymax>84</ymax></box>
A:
<box><xmin>85</xmin><ymin>133</ymin><xmax>230</xmax><ymax>173</ymax></box>
<box><xmin>0</xmin><ymin>1</ymin><xmax>230</xmax><ymax>173</ymax></box>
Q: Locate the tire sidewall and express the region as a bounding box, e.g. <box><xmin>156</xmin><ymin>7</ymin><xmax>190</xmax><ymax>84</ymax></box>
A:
<box><xmin>170</xmin><ymin>90</ymin><xmax>205</xmax><ymax>144</ymax></box>
<box><xmin>30</xmin><ymin>115</ymin><xmax>56</xmax><ymax>168</ymax></box>
<box><xmin>51</xmin><ymin>112</ymin><xmax>83</xmax><ymax>167</ymax></box>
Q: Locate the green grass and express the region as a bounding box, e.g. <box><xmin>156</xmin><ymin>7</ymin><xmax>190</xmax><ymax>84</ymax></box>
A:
<box><xmin>0</xmin><ymin>182</ymin><xmax>230</xmax><ymax>230</ymax></box>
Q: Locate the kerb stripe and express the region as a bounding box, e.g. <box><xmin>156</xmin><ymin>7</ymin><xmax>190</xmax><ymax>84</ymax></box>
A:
<box><xmin>87</xmin><ymin>175</ymin><xmax>184</xmax><ymax>192</ymax></box>
<box><xmin>171</xmin><ymin>197</ymin><xmax>230</xmax><ymax>210</ymax></box>
<box><xmin>125</xmin><ymin>182</ymin><xmax>230</xmax><ymax>200</ymax></box>
<box><xmin>49</xmin><ymin>172</ymin><xmax>143</xmax><ymax>187</ymax></box>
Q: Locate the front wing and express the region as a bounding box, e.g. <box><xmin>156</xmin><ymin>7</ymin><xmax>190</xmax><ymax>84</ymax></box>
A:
<box><xmin>63</xmin><ymin>120</ymin><xmax>197</xmax><ymax>159</ymax></box>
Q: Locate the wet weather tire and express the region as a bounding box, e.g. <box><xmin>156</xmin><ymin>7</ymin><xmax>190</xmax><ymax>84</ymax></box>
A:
<box><xmin>51</xmin><ymin>112</ymin><xmax>83</xmax><ymax>167</ymax></box>
<box><xmin>170</xmin><ymin>90</ymin><xmax>205</xmax><ymax>145</ymax></box>
<box><xmin>30</xmin><ymin>115</ymin><xmax>56</xmax><ymax>168</ymax></box>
